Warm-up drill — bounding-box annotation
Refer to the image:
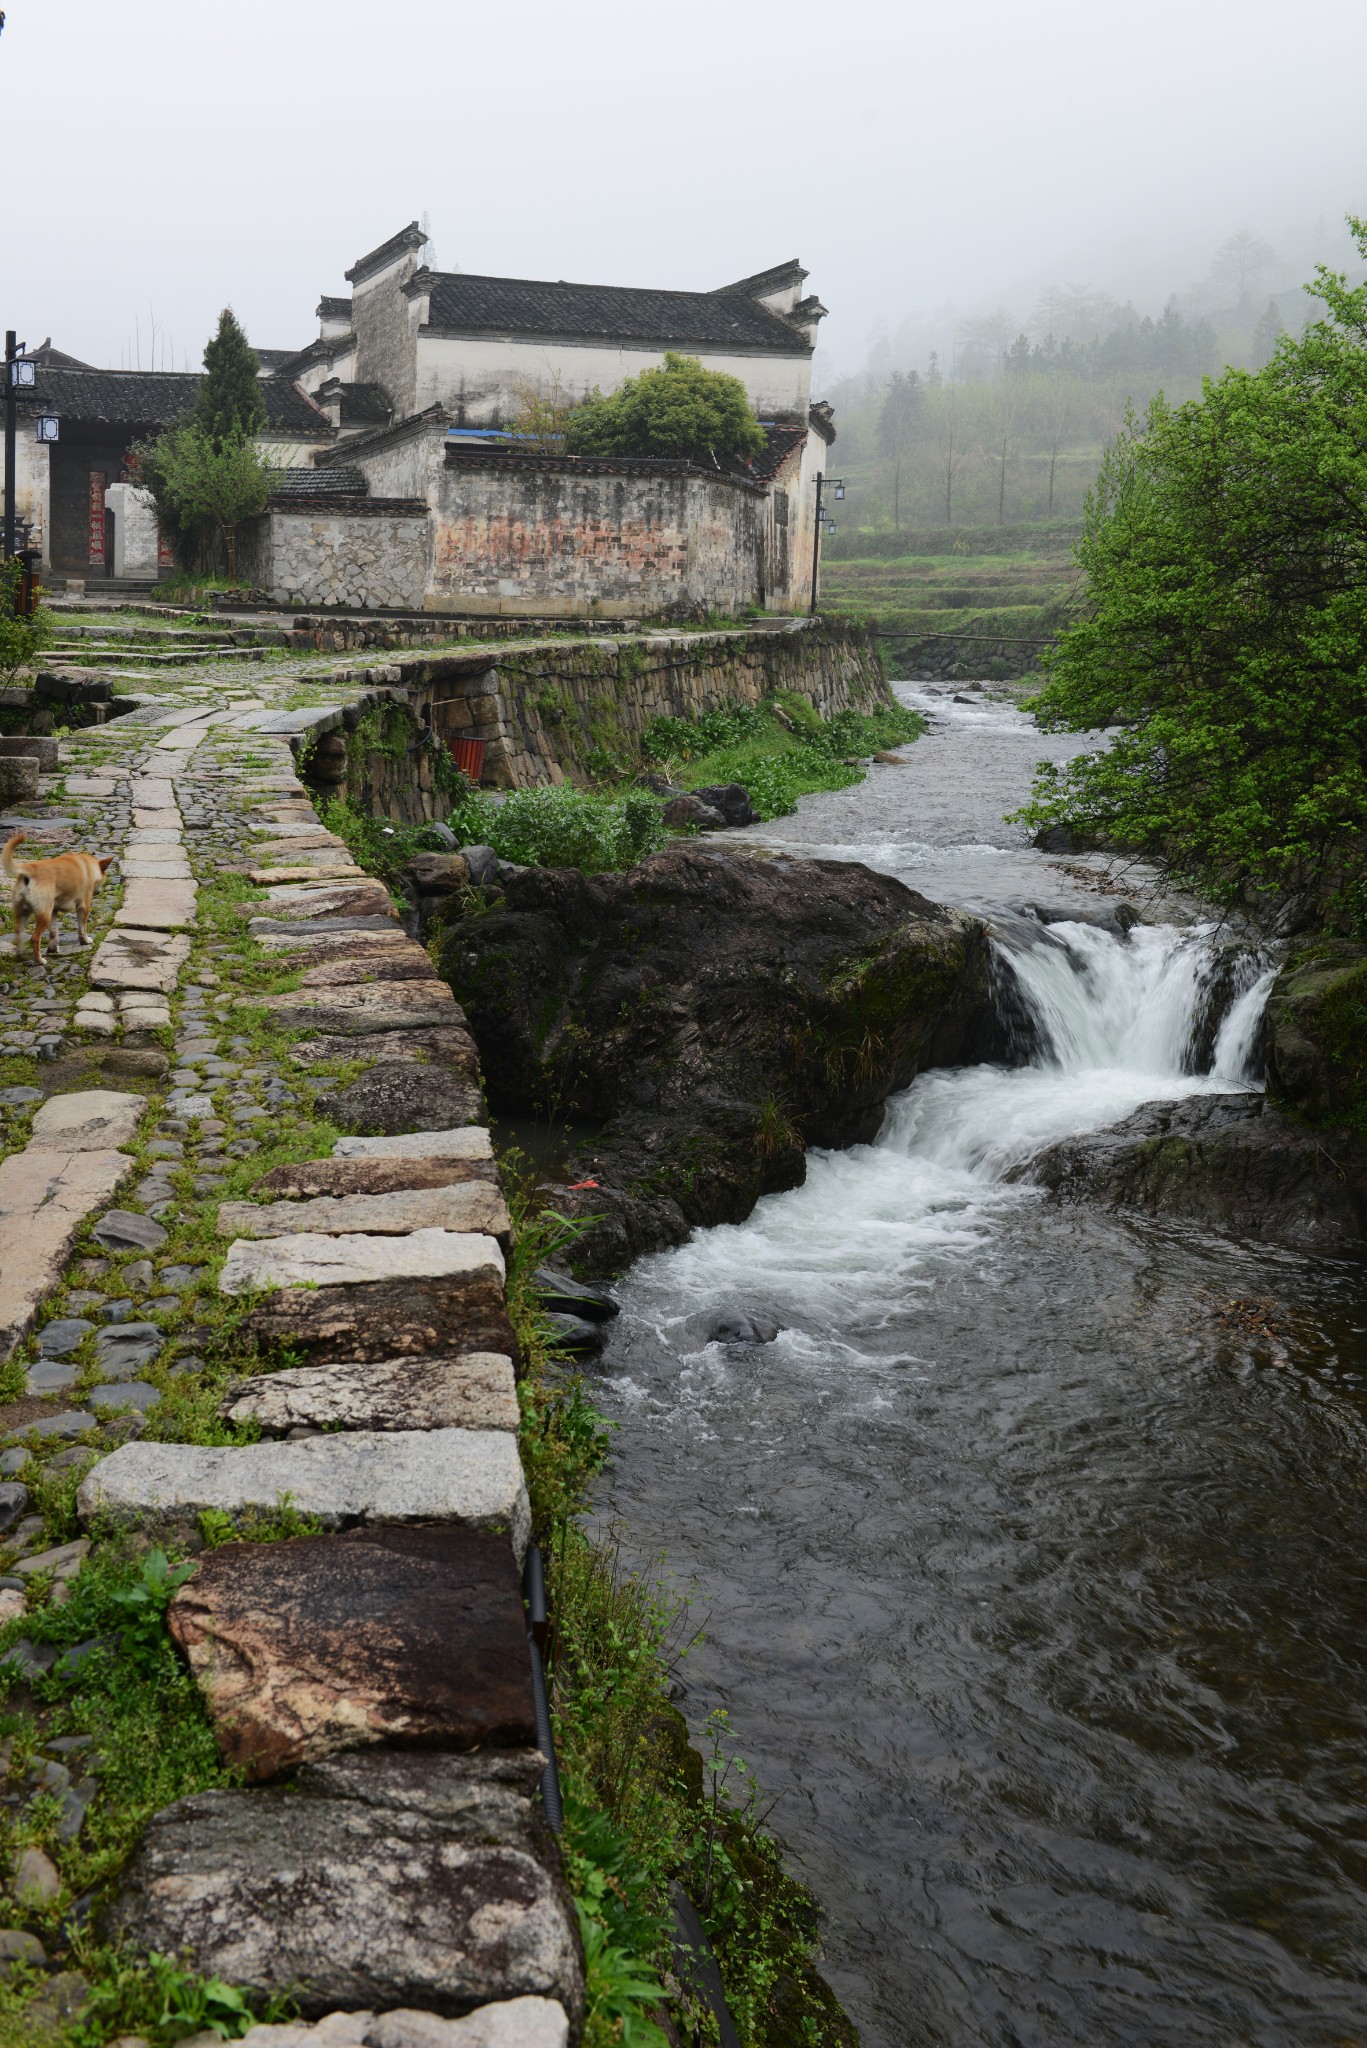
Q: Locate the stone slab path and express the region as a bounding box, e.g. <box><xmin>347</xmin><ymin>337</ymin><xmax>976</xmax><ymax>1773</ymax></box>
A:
<box><xmin>0</xmin><ymin>659</ymin><xmax>580</xmax><ymax>2038</ymax></box>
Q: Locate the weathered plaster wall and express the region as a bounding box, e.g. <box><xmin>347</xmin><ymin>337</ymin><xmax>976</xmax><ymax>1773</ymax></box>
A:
<box><xmin>351</xmin><ymin>250</ymin><xmax>425</xmax><ymax>418</ymax></box>
<box><xmin>427</xmin><ymin>457</ymin><xmax>764</xmax><ymax>617</ymax></box>
<box><xmin>410</xmin><ymin>330</ymin><xmax>812</xmax><ymax>424</ymax></box>
<box><xmin>240</xmin><ymin>506</ymin><xmax>430</xmax><ymax>610</ymax></box>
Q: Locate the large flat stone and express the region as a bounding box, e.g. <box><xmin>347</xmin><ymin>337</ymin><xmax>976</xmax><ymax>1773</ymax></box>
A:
<box><xmin>128</xmin><ymin>779</ymin><xmax>177</xmax><ymax>807</ymax></box>
<box><xmin>297</xmin><ymin>953</ymin><xmax>438</xmax><ymax>987</ymax></box>
<box><xmin>318</xmin><ymin>1066</ymin><xmax>484</xmax><ymax>1136</ymax></box>
<box><xmin>290</xmin><ymin>1025</ymin><xmax>479</xmax><ymax>1072</ymax></box>
<box><xmin>253</xmin><ymin>1157</ymin><xmax>501</xmax><ymax>1200</ymax></box>
<box><xmin>90</xmin><ymin>927</ymin><xmax>191</xmax><ymax>993</ymax></box>
<box><xmin>250</xmin><ymin>916</ymin><xmax>401</xmax><ymax>945</ymax></box>
<box><xmin>221</xmin><ymin>1353</ymin><xmax>520</xmax><ymax>1436</ymax></box>
<box><xmin>106</xmin><ymin>1758</ymin><xmax>579</xmax><ymax>2021</ymax></box>
<box><xmin>257</xmin><ymin>983</ymin><xmax>461</xmax><ymax>1036</ymax></box>
<box><xmin>133</xmin><ymin>808</ymin><xmax>183</xmax><ymax>830</ymax></box>
<box><xmin>120</xmin><ymin>858</ymin><xmax>193</xmax><ymax>881</ymax></box>
<box><xmin>333</xmin><ymin>1128</ymin><xmax>493</xmax><ymax>1161</ymax></box>
<box><xmin>250</xmin><ymin>866</ymin><xmax>366</xmax><ymax>887</ymax></box>
<box><xmin>251</xmin><ymin>834</ymin><xmax>352</xmax><ymax>858</ymax></box>
<box><xmin>0</xmin><ymin>1147</ymin><xmax>136</xmax><ymax>1363</ymax></box>
<box><xmin>244</xmin><ymin>1273</ymin><xmax>517</xmax><ymax>1368</ymax></box>
<box><xmin>219</xmin><ymin>1229</ymin><xmax>504</xmax><ymax>1296</ymax></box>
<box><xmin>168</xmin><ymin>1526</ymin><xmax>536</xmax><ymax>1778</ymax></box>
<box><xmin>29</xmin><ymin>1089</ymin><xmax>145</xmax><ymax>1151</ymax></box>
<box><xmin>78</xmin><ymin>1430</ymin><xmax>530</xmax><ymax>1556</ymax></box>
<box><xmin>218</xmin><ymin>1186</ymin><xmax>511</xmax><ymax>1240</ymax></box>
<box><xmin>251</xmin><ymin>882</ymin><xmax>397</xmax><ymax>921</ymax></box>
<box><xmin>115</xmin><ymin>878</ymin><xmax>198</xmax><ymax>930</ymax></box>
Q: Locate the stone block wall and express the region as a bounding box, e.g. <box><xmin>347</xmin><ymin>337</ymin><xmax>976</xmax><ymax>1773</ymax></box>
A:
<box><xmin>430</xmin><ymin>455</ymin><xmax>766</xmax><ymax>618</ymax></box>
<box><xmin>240</xmin><ymin>505</ymin><xmax>430</xmax><ymax>611</ymax></box>
<box><xmin>296</xmin><ymin>620</ymin><xmax>887</xmax><ymax>813</ymax></box>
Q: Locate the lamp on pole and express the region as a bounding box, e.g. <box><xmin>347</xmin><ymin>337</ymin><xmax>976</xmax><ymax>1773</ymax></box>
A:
<box><xmin>809</xmin><ymin>471</ymin><xmax>845</xmax><ymax>616</ymax></box>
<box><xmin>3</xmin><ymin>331</ymin><xmax>34</xmax><ymax>564</ymax></box>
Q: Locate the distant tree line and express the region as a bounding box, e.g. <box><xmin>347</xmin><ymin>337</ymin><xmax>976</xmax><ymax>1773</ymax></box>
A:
<box><xmin>826</xmin><ymin>227</ymin><xmax>1312</xmax><ymax>535</ymax></box>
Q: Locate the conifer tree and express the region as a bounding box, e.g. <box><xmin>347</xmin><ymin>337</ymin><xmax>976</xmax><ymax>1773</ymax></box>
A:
<box><xmin>194</xmin><ymin>307</ymin><xmax>265</xmax><ymax>449</ymax></box>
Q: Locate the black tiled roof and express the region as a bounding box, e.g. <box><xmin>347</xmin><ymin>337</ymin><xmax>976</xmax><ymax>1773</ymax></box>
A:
<box><xmin>255</xmin><ymin>348</ymin><xmax>299</xmax><ymax>372</ymax></box>
<box><xmin>317</xmin><ymin>297</ymin><xmax>351</xmax><ymax>320</ymax></box>
<box><xmin>270</xmin><ymin>466</ymin><xmax>367</xmax><ymax>497</ymax></box>
<box><xmin>339</xmin><ymin>382</ymin><xmax>391</xmax><ymax>425</ymax></box>
<box><xmin>15</xmin><ymin>367</ymin><xmax>329</xmax><ymax>436</ymax></box>
<box><xmin>421</xmin><ymin>271</ymin><xmax>809</xmax><ymax>354</ymax></box>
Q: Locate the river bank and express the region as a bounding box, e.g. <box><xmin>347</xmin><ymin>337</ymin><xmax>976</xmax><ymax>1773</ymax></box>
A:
<box><xmin>583</xmin><ymin>686</ymin><xmax>1367</xmax><ymax>2047</ymax></box>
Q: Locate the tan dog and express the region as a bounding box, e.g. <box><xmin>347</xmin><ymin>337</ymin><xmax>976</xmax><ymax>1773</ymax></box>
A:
<box><xmin>2</xmin><ymin>832</ymin><xmax>115</xmax><ymax>964</ymax></box>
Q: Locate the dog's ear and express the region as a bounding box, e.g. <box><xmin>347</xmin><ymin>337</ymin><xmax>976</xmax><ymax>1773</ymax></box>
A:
<box><xmin>97</xmin><ymin>857</ymin><xmax>116</xmax><ymax>874</ymax></box>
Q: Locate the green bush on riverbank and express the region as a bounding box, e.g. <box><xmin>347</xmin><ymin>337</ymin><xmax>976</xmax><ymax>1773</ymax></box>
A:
<box><xmin>643</xmin><ymin>695</ymin><xmax>925</xmax><ymax>820</ymax></box>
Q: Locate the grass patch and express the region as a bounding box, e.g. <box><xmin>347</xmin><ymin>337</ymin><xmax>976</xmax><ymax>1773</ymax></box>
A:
<box><xmin>643</xmin><ymin>697</ymin><xmax>924</xmax><ymax>820</ymax></box>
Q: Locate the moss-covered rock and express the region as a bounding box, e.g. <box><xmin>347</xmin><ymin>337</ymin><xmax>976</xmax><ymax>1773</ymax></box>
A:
<box><xmin>1266</xmin><ymin>942</ymin><xmax>1367</xmax><ymax>1133</ymax></box>
<box><xmin>441</xmin><ymin>844</ymin><xmax>992</xmax><ymax>1273</ymax></box>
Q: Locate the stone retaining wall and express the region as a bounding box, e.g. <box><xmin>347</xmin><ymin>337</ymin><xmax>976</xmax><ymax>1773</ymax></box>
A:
<box><xmin>289</xmin><ymin>617</ymin><xmax>886</xmax><ymax>816</ymax></box>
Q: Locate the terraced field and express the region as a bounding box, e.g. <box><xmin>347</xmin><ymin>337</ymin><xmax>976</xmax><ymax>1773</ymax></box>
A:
<box><xmin>820</xmin><ymin>522</ymin><xmax>1083</xmax><ymax>679</ymax></box>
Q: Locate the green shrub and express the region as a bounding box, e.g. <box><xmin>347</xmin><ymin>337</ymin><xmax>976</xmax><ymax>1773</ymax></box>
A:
<box><xmin>642</xmin><ymin>697</ymin><xmax>925</xmax><ymax>820</ymax></box>
<box><xmin>0</xmin><ymin>558</ymin><xmax>55</xmax><ymax>684</ymax></box>
<box><xmin>446</xmin><ymin>786</ymin><xmax>667</xmax><ymax>872</ymax></box>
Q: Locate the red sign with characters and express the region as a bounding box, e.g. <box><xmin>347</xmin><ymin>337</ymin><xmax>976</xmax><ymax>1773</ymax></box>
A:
<box><xmin>88</xmin><ymin>471</ymin><xmax>107</xmax><ymax>565</ymax></box>
<box><xmin>157</xmin><ymin>527</ymin><xmax>175</xmax><ymax>570</ymax></box>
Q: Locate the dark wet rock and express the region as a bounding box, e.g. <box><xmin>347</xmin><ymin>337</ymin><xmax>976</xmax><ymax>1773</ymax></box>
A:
<box><xmin>662</xmin><ymin>793</ymin><xmax>726</xmax><ymax>831</ymax></box>
<box><xmin>8</xmin><ymin>1412</ymin><xmax>95</xmax><ymax>1442</ymax></box>
<box><xmin>168</xmin><ymin>1527</ymin><xmax>536</xmax><ymax>1780</ymax></box>
<box><xmin>0</xmin><ymin>1928</ymin><xmax>46</xmax><ymax>1979</ymax></box>
<box><xmin>543</xmin><ymin>1313</ymin><xmax>606</xmax><ymax>1357</ymax></box>
<box><xmin>414</xmin><ymin>823</ymin><xmax>458</xmax><ymax>851</ymax></box>
<box><xmin>1021</xmin><ymin>1092</ymin><xmax>1367</xmax><ymax>1250</ymax></box>
<box><xmin>708</xmin><ymin>1311</ymin><xmax>780</xmax><ymax>1346</ymax></box>
<box><xmin>0</xmin><ymin>1485</ymin><xmax>30</xmax><ymax>1532</ymax></box>
<box><xmin>531</xmin><ymin>1268</ymin><xmax>619</xmax><ymax>1322</ymax></box>
<box><xmin>459</xmin><ymin>844</ymin><xmax>499</xmax><ymax>886</ymax></box>
<box><xmin>89</xmin><ymin>1382</ymin><xmax>161</xmax><ymax>1416</ymax></box>
<box><xmin>244</xmin><ymin>1273</ymin><xmax>517</xmax><ymax>1370</ymax></box>
<box><xmin>37</xmin><ymin>1319</ymin><xmax>93</xmax><ymax>1359</ymax></box>
<box><xmin>104</xmin><ymin>1761</ymin><xmax>583</xmax><ymax>2023</ymax></box>
<box><xmin>441</xmin><ymin>845</ymin><xmax>990</xmax><ymax>1275</ymax></box>
<box><xmin>1033</xmin><ymin>825</ymin><xmax>1080</xmax><ymax>853</ymax></box>
<box><xmin>317</xmin><ymin>1064</ymin><xmax>483</xmax><ymax>1137</ymax></box>
<box><xmin>94</xmin><ymin>1323</ymin><xmax>164</xmax><ymax>1379</ymax></box>
<box><xmin>92</xmin><ymin>1210</ymin><xmax>167</xmax><ymax>1254</ymax></box>
<box><xmin>692</xmin><ymin>782</ymin><xmax>757</xmax><ymax>828</ymax></box>
<box><xmin>24</xmin><ymin>1359</ymin><xmax>77</xmax><ymax>1397</ymax></box>
<box><xmin>1265</xmin><ymin>943</ymin><xmax>1367</xmax><ymax>1127</ymax></box>
<box><xmin>254</xmin><ymin>1156</ymin><xmax>499</xmax><ymax>1201</ymax></box>
<box><xmin>404</xmin><ymin>853</ymin><xmax>470</xmax><ymax>896</ymax></box>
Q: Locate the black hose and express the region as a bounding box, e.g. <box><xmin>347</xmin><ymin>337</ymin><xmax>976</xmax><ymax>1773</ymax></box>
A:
<box><xmin>528</xmin><ymin>1633</ymin><xmax>563</xmax><ymax>1833</ymax></box>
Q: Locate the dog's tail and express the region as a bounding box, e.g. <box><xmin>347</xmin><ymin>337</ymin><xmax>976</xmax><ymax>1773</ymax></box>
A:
<box><xmin>0</xmin><ymin>832</ymin><xmax>26</xmax><ymax>878</ymax></box>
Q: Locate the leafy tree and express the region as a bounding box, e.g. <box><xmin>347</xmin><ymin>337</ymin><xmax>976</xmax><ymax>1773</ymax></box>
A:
<box><xmin>0</xmin><ymin>557</ymin><xmax>55</xmax><ymax>684</ymax></box>
<box><xmin>566</xmin><ymin>352</ymin><xmax>765</xmax><ymax>465</ymax></box>
<box><xmin>1210</xmin><ymin>228</ymin><xmax>1276</xmax><ymax>305</ymax></box>
<box><xmin>194</xmin><ymin>307</ymin><xmax>265</xmax><ymax>449</ymax></box>
<box><xmin>138</xmin><ymin>424</ymin><xmax>271</xmax><ymax>579</ymax></box>
<box><xmin>1019</xmin><ymin>216</ymin><xmax>1367</xmax><ymax>921</ymax></box>
<box><xmin>1252</xmin><ymin>296</ymin><xmax>1285</xmax><ymax>367</ymax></box>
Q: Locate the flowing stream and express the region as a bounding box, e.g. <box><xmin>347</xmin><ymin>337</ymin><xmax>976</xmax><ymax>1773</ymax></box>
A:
<box><xmin>593</xmin><ymin>688</ymin><xmax>1367</xmax><ymax>2048</ymax></box>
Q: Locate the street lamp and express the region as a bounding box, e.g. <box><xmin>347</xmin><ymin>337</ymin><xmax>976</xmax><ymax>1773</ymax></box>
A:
<box><xmin>809</xmin><ymin>472</ymin><xmax>846</xmax><ymax>616</ymax></box>
<box><xmin>3</xmin><ymin>332</ymin><xmax>30</xmax><ymax>563</ymax></box>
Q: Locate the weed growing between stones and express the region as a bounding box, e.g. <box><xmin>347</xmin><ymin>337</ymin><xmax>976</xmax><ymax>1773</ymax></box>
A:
<box><xmin>507</xmin><ymin>1187</ymin><xmax>860</xmax><ymax>2047</ymax></box>
<box><xmin>446</xmin><ymin>787</ymin><xmax>669</xmax><ymax>875</ymax></box>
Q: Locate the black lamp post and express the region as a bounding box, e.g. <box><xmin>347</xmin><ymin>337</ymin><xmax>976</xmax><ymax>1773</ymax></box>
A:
<box><xmin>3</xmin><ymin>331</ymin><xmax>34</xmax><ymax>564</ymax></box>
<box><xmin>809</xmin><ymin>471</ymin><xmax>845</xmax><ymax>616</ymax></box>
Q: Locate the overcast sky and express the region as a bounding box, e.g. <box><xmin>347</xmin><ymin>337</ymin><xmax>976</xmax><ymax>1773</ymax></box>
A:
<box><xmin>5</xmin><ymin>0</ymin><xmax>1364</xmax><ymax>383</ymax></box>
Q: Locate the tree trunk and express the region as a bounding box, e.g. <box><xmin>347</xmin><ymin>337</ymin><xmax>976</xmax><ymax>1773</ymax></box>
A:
<box><xmin>223</xmin><ymin>522</ymin><xmax>238</xmax><ymax>580</ymax></box>
<box><xmin>894</xmin><ymin>458</ymin><xmax>900</xmax><ymax>531</ymax></box>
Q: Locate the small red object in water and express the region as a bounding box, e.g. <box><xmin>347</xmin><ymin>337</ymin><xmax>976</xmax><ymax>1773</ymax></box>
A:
<box><xmin>567</xmin><ymin>1179</ymin><xmax>600</xmax><ymax>1190</ymax></box>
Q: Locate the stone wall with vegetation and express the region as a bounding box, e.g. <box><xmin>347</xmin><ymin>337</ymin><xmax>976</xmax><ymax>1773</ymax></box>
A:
<box><xmin>239</xmin><ymin>505</ymin><xmax>430</xmax><ymax>611</ymax></box>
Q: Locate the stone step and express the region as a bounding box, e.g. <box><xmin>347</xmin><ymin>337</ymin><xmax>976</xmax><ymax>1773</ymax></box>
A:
<box><xmin>249</xmin><ymin>865</ymin><xmax>367</xmax><ymax>886</ymax></box>
<box><xmin>90</xmin><ymin>927</ymin><xmax>191</xmax><ymax>993</ymax></box>
<box><xmin>217</xmin><ymin>1185</ymin><xmax>511</xmax><ymax>1242</ymax></box>
<box><xmin>297</xmin><ymin>953</ymin><xmax>437</xmax><ymax>987</ymax></box>
<box><xmin>290</xmin><ymin>1024</ymin><xmax>479</xmax><ymax>1071</ymax></box>
<box><xmin>251</xmin><ymin>882</ymin><xmax>397</xmax><ymax>922</ymax></box>
<box><xmin>256</xmin><ymin>982</ymin><xmax>461</xmax><ymax>1035</ymax></box>
<box><xmin>106</xmin><ymin>1752</ymin><xmax>580</xmax><ymax>2023</ymax></box>
<box><xmin>220</xmin><ymin>1228</ymin><xmax>504</xmax><ymax>1295</ymax></box>
<box><xmin>317</xmin><ymin>1065</ymin><xmax>485</xmax><ymax>1138</ymax></box>
<box><xmin>253</xmin><ymin>1156</ymin><xmax>500</xmax><ymax>1200</ymax></box>
<box><xmin>221</xmin><ymin>1352</ymin><xmax>519</xmax><ymax>1437</ymax></box>
<box><xmin>333</xmin><ymin>1127</ymin><xmax>493</xmax><ymax>1161</ymax></box>
<box><xmin>114</xmin><ymin>879</ymin><xmax>198</xmax><ymax>930</ymax></box>
<box><xmin>77</xmin><ymin>1428</ymin><xmax>530</xmax><ymax>1555</ymax></box>
<box><xmin>168</xmin><ymin>1525</ymin><xmax>536</xmax><ymax>1778</ymax></box>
